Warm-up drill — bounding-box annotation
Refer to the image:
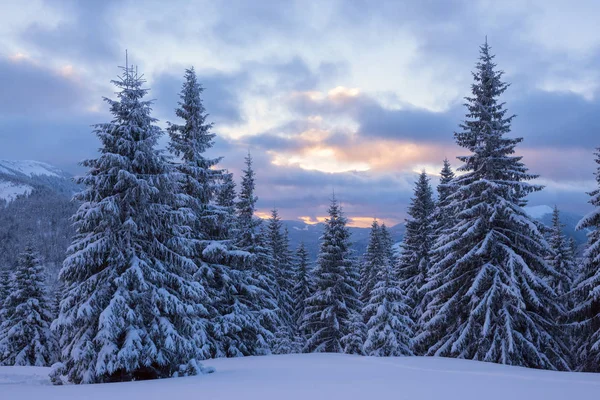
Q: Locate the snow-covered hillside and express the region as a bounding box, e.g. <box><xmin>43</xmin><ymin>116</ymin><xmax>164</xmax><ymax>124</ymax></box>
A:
<box><xmin>0</xmin><ymin>180</ymin><xmax>32</xmax><ymax>203</ymax></box>
<box><xmin>2</xmin><ymin>354</ymin><xmax>599</xmax><ymax>400</ymax></box>
<box><xmin>0</xmin><ymin>160</ymin><xmax>63</xmax><ymax>178</ymax></box>
<box><xmin>0</xmin><ymin>160</ymin><xmax>74</xmax><ymax>203</ymax></box>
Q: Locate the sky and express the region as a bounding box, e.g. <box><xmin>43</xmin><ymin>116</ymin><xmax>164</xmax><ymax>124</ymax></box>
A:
<box><xmin>1</xmin><ymin>0</ymin><xmax>599</xmax><ymax>227</ymax></box>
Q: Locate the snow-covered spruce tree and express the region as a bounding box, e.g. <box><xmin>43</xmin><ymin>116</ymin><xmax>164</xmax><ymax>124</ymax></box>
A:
<box><xmin>234</xmin><ymin>153</ymin><xmax>279</xmax><ymax>355</ymax></box>
<box><xmin>214</xmin><ymin>170</ymin><xmax>237</xmax><ymax>240</ymax></box>
<box><xmin>379</xmin><ymin>223</ymin><xmax>397</xmax><ymax>267</ymax></box>
<box><xmin>292</xmin><ymin>242</ymin><xmax>312</xmax><ymax>348</ymax></box>
<box><xmin>396</xmin><ymin>171</ymin><xmax>435</xmax><ymax>324</ymax></box>
<box><xmin>571</xmin><ymin>148</ymin><xmax>600</xmax><ymax>372</ymax></box>
<box><xmin>167</xmin><ymin>67</ymin><xmax>246</xmax><ymax>358</ymax></box>
<box><xmin>302</xmin><ymin>196</ymin><xmax>362</xmax><ymax>353</ymax></box>
<box><xmin>0</xmin><ymin>246</ymin><xmax>56</xmax><ymax>366</ymax></box>
<box><xmin>279</xmin><ymin>226</ymin><xmax>298</xmax><ymax>352</ymax></box>
<box><xmin>432</xmin><ymin>159</ymin><xmax>456</xmax><ymax>239</ymax></box>
<box><xmin>167</xmin><ymin>66</ymin><xmax>222</xmax><ymax>241</ymax></box>
<box><xmin>266</xmin><ymin>210</ymin><xmax>295</xmax><ymax>325</ymax></box>
<box><xmin>547</xmin><ymin>206</ymin><xmax>575</xmax><ymax>299</ymax></box>
<box><xmin>342</xmin><ymin>311</ymin><xmax>366</xmax><ymax>355</ymax></box>
<box><xmin>416</xmin><ymin>41</ymin><xmax>569</xmax><ymax>370</ymax></box>
<box><xmin>53</xmin><ymin>63</ymin><xmax>211</xmax><ymax>384</ymax></box>
<box><xmin>363</xmin><ymin>231</ymin><xmax>413</xmax><ymax>357</ymax></box>
<box><xmin>360</xmin><ymin>220</ymin><xmax>383</xmax><ymax>306</ymax></box>
<box><xmin>204</xmin><ymin>169</ymin><xmax>263</xmax><ymax>358</ymax></box>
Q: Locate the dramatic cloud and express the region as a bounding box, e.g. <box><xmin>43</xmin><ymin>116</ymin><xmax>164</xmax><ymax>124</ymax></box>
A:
<box><xmin>1</xmin><ymin>0</ymin><xmax>599</xmax><ymax>224</ymax></box>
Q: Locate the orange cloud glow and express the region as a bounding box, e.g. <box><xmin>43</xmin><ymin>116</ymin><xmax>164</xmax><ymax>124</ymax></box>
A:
<box><xmin>347</xmin><ymin>217</ymin><xmax>400</xmax><ymax>228</ymax></box>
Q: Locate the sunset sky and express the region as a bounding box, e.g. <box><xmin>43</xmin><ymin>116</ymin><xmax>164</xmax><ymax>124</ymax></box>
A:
<box><xmin>1</xmin><ymin>0</ymin><xmax>599</xmax><ymax>227</ymax></box>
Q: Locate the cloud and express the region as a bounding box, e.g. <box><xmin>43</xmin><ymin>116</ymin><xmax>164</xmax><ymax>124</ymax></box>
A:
<box><xmin>20</xmin><ymin>0</ymin><xmax>119</xmax><ymax>65</ymax></box>
<box><xmin>0</xmin><ymin>114</ymin><xmax>100</xmax><ymax>171</ymax></box>
<box><xmin>3</xmin><ymin>0</ymin><xmax>600</xmax><ymax>223</ymax></box>
<box><xmin>0</xmin><ymin>56</ymin><xmax>87</xmax><ymax>117</ymax></box>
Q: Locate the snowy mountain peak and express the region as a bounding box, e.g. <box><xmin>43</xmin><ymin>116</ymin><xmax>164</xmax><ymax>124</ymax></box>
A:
<box><xmin>0</xmin><ymin>160</ymin><xmax>64</xmax><ymax>178</ymax></box>
<box><xmin>523</xmin><ymin>205</ymin><xmax>554</xmax><ymax>219</ymax></box>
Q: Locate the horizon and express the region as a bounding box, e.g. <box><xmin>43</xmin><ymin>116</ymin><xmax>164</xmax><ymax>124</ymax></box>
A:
<box><xmin>1</xmin><ymin>0</ymin><xmax>598</xmax><ymax>226</ymax></box>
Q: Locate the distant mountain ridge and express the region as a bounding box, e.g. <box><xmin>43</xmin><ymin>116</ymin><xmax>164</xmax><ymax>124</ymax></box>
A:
<box><xmin>0</xmin><ymin>160</ymin><xmax>78</xmax><ymax>204</ymax></box>
<box><xmin>0</xmin><ymin>159</ymin><xmax>591</xmax><ymax>272</ymax></box>
<box><xmin>282</xmin><ymin>219</ymin><xmax>405</xmax><ymax>263</ymax></box>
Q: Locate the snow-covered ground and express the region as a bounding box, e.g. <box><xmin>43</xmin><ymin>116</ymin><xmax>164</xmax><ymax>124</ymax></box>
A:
<box><xmin>0</xmin><ymin>180</ymin><xmax>32</xmax><ymax>203</ymax></box>
<box><xmin>2</xmin><ymin>354</ymin><xmax>600</xmax><ymax>400</ymax></box>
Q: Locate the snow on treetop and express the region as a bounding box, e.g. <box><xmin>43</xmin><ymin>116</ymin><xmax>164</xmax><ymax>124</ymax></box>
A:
<box><xmin>0</xmin><ymin>160</ymin><xmax>63</xmax><ymax>178</ymax></box>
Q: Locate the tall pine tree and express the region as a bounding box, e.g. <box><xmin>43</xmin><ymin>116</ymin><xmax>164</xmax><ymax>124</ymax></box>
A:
<box><xmin>234</xmin><ymin>153</ymin><xmax>279</xmax><ymax>354</ymax></box>
<box><xmin>433</xmin><ymin>159</ymin><xmax>456</xmax><ymax>238</ymax></box>
<box><xmin>547</xmin><ymin>206</ymin><xmax>575</xmax><ymax>298</ymax></box>
<box><xmin>571</xmin><ymin>148</ymin><xmax>600</xmax><ymax>372</ymax></box>
<box><xmin>267</xmin><ymin>209</ymin><xmax>296</xmax><ymax>353</ymax></box>
<box><xmin>292</xmin><ymin>242</ymin><xmax>312</xmax><ymax>349</ymax></box>
<box><xmin>0</xmin><ymin>246</ymin><xmax>56</xmax><ymax>366</ymax></box>
<box><xmin>302</xmin><ymin>196</ymin><xmax>361</xmax><ymax>353</ymax></box>
<box><xmin>167</xmin><ymin>66</ymin><xmax>225</xmax><ymax>358</ymax></box>
<box><xmin>360</xmin><ymin>220</ymin><xmax>383</xmax><ymax>307</ymax></box>
<box><xmin>397</xmin><ymin>171</ymin><xmax>435</xmax><ymax>325</ymax></box>
<box><xmin>53</xmin><ymin>62</ymin><xmax>210</xmax><ymax>384</ymax></box>
<box><xmin>416</xmin><ymin>41</ymin><xmax>569</xmax><ymax>370</ymax></box>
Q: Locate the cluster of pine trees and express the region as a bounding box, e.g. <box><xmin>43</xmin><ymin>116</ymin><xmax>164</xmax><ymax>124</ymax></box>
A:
<box><xmin>2</xmin><ymin>40</ymin><xmax>600</xmax><ymax>383</ymax></box>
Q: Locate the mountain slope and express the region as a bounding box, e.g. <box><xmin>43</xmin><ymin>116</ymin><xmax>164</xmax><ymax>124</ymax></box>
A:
<box><xmin>2</xmin><ymin>354</ymin><xmax>599</xmax><ymax>399</ymax></box>
<box><xmin>0</xmin><ymin>160</ymin><xmax>78</xmax><ymax>278</ymax></box>
<box><xmin>283</xmin><ymin>220</ymin><xmax>404</xmax><ymax>261</ymax></box>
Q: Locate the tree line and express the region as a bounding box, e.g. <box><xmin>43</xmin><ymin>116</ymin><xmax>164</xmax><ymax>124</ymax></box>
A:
<box><xmin>1</xmin><ymin>40</ymin><xmax>600</xmax><ymax>383</ymax></box>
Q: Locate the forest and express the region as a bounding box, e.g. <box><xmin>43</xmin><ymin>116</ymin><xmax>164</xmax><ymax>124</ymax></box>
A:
<box><xmin>1</xmin><ymin>40</ymin><xmax>599</xmax><ymax>385</ymax></box>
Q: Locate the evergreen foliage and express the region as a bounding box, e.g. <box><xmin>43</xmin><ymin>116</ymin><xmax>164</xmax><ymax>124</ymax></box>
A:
<box><xmin>397</xmin><ymin>171</ymin><xmax>435</xmax><ymax>324</ymax></box>
<box><xmin>363</xmin><ymin>245</ymin><xmax>413</xmax><ymax>356</ymax></box>
<box><xmin>302</xmin><ymin>197</ymin><xmax>361</xmax><ymax>353</ymax></box>
<box><xmin>571</xmin><ymin>148</ymin><xmax>600</xmax><ymax>372</ymax></box>
<box><xmin>292</xmin><ymin>243</ymin><xmax>312</xmax><ymax>348</ymax></box>
<box><xmin>0</xmin><ymin>247</ymin><xmax>56</xmax><ymax>366</ymax></box>
<box><xmin>360</xmin><ymin>220</ymin><xmax>383</xmax><ymax>306</ymax></box>
<box><xmin>234</xmin><ymin>153</ymin><xmax>279</xmax><ymax>355</ymax></box>
<box><xmin>433</xmin><ymin>159</ymin><xmax>456</xmax><ymax>239</ymax></box>
<box><xmin>547</xmin><ymin>206</ymin><xmax>575</xmax><ymax>298</ymax></box>
<box><xmin>53</xmin><ymin>63</ymin><xmax>210</xmax><ymax>384</ymax></box>
<box><xmin>415</xmin><ymin>41</ymin><xmax>569</xmax><ymax>370</ymax></box>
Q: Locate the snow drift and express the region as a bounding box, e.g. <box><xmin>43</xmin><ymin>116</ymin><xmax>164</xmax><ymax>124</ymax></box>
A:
<box><xmin>2</xmin><ymin>354</ymin><xmax>599</xmax><ymax>400</ymax></box>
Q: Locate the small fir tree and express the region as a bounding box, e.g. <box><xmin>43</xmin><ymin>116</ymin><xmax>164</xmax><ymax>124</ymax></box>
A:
<box><xmin>292</xmin><ymin>243</ymin><xmax>312</xmax><ymax>349</ymax></box>
<box><xmin>363</xmin><ymin>235</ymin><xmax>413</xmax><ymax>357</ymax></box>
<box><xmin>302</xmin><ymin>196</ymin><xmax>360</xmax><ymax>353</ymax></box>
<box><xmin>396</xmin><ymin>171</ymin><xmax>435</xmax><ymax>324</ymax></box>
<box><xmin>0</xmin><ymin>247</ymin><xmax>56</xmax><ymax>366</ymax></box>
